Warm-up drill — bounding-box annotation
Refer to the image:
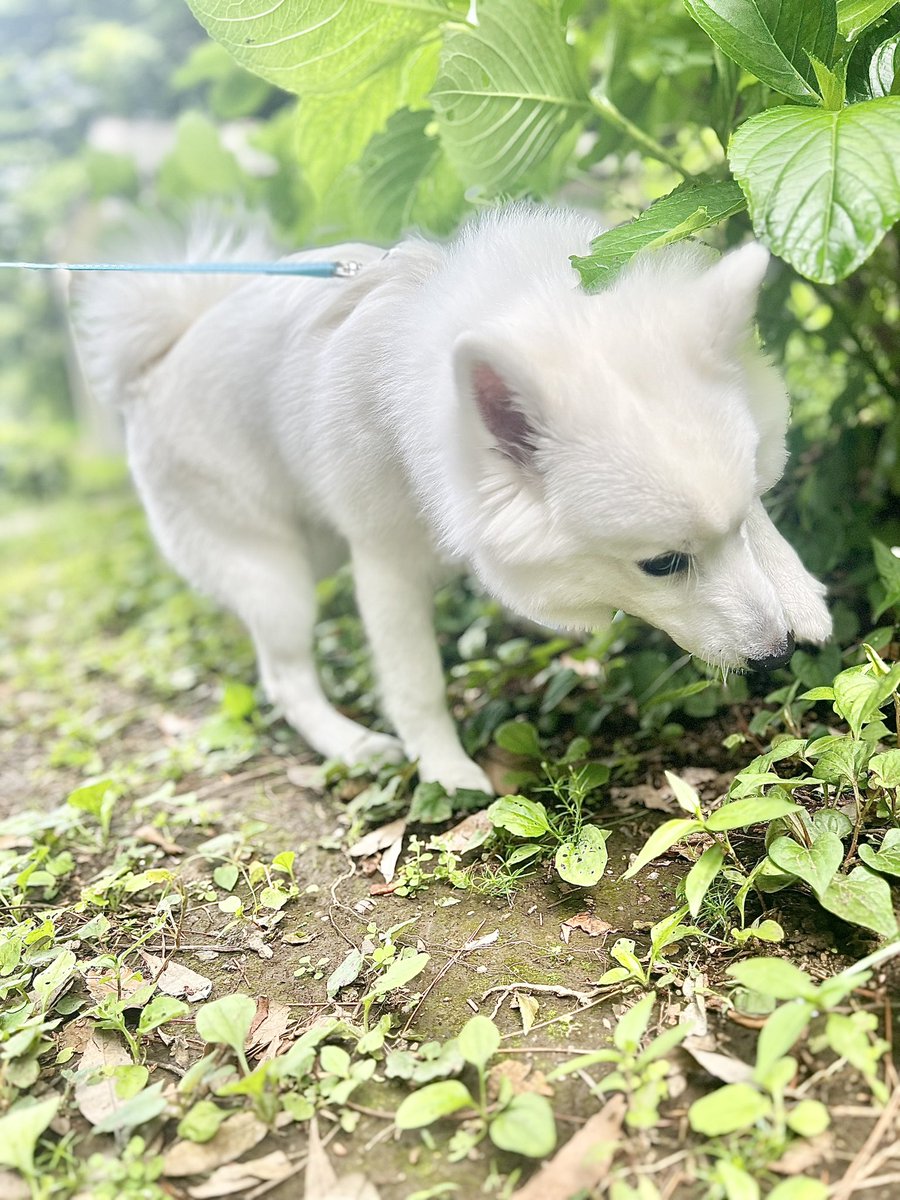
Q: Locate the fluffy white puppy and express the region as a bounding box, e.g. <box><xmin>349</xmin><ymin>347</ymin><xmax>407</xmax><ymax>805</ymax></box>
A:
<box><xmin>74</xmin><ymin>205</ymin><xmax>831</xmax><ymax>794</ymax></box>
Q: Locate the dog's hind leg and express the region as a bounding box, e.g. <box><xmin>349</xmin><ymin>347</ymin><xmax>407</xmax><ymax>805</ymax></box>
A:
<box><xmin>351</xmin><ymin>543</ymin><xmax>493</xmax><ymax>795</ymax></box>
<box><xmin>210</xmin><ymin>530</ymin><xmax>403</xmax><ymax>769</ymax></box>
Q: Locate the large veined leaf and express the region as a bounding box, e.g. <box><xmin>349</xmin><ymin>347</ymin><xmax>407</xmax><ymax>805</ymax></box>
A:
<box><xmin>295</xmin><ymin>46</ymin><xmax>438</xmax><ymax>205</ymax></box>
<box><xmin>571</xmin><ymin>179</ymin><xmax>746</xmax><ymax>291</ymax></box>
<box><xmin>356</xmin><ymin>107</ymin><xmax>465</xmax><ymax>237</ymax></box>
<box><xmin>838</xmin><ymin>0</ymin><xmax>898</xmax><ymax>40</ymax></box>
<box><xmin>186</xmin><ymin>0</ymin><xmax>451</xmax><ymax>96</ymax></box>
<box><xmin>729</xmin><ymin>97</ymin><xmax>900</xmax><ymax>282</ymax></box>
<box><xmin>684</xmin><ymin>0</ymin><xmax>837</xmax><ymax>100</ymax></box>
<box><xmin>431</xmin><ymin>0</ymin><xmax>587</xmax><ymax>194</ymax></box>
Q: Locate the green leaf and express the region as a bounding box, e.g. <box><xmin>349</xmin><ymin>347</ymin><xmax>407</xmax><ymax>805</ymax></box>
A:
<box><xmin>684</xmin><ymin>0</ymin><xmax>836</xmax><ymax>99</ymax></box>
<box><xmin>431</xmin><ymin>0</ymin><xmax>586</xmax><ymax>195</ymax></box>
<box><xmin>367</xmin><ymin>951</ymin><xmax>430</xmax><ymax>1000</ymax></box>
<box><xmin>622</xmin><ymin>818</ymin><xmax>704</xmax><ymax>879</ymax></box>
<box><xmin>872</xmin><ymin>539</ymin><xmax>900</xmax><ymax>618</ymax></box>
<box><xmin>327</xmin><ymin>948</ymin><xmax>364</xmax><ymax>999</ymax></box>
<box><xmin>808</xmin><ymin>54</ymin><xmax>847</xmax><ymax>110</ymax></box>
<box><xmin>684</xmin><ymin>844</ymin><xmax>725</xmax><ymax>917</ymax></box>
<box><xmin>870</xmin><ymin>750</ymin><xmax>900</xmax><ymax>789</ymax></box>
<box><xmin>494</xmin><ymin>720</ymin><xmax>542</xmax><ymax>759</ymax></box>
<box><xmin>395</xmin><ymin>1079</ymin><xmax>474</xmax><ymax>1129</ymax></box>
<box><xmin>487</xmin><ymin>796</ymin><xmax>552</xmax><ymax>839</ymax></box>
<box><xmin>320</xmin><ymin>1045</ymin><xmax>351</xmax><ymax>1077</ymax></box>
<box><xmin>729</xmin><ymin>97</ymin><xmax>900</xmax><ymax>284</ymax></box>
<box><xmin>809</xmin><ymin>735</ymin><xmax>871</xmax><ymax>784</ymax></box>
<box><xmin>756</xmin><ymin>999</ymin><xmax>815</xmax><ymax>1074</ymax></box>
<box><xmin>408</xmin><ymin>781</ymin><xmax>453</xmax><ymax>825</ymax></box>
<box><xmin>458</xmin><ymin>1015</ymin><xmax>500</xmax><ymax>1068</ymax></box>
<box><xmin>767</xmin><ymin>1179</ymin><xmax>829</xmax><ymax>1200</ymax></box>
<box><xmin>555</xmin><ymin>825</ymin><xmax>609</xmax><ymax>887</ymax></box>
<box><xmin>715</xmin><ymin>1162</ymin><xmax>760</xmax><ymax>1200</ymax></box>
<box><xmin>572</xmin><ymin>180</ymin><xmax>747</xmax><ymax>292</ymax></box>
<box><xmin>0</xmin><ymin>1096</ymin><xmax>59</xmax><ymax>1175</ymax></box>
<box><xmin>489</xmin><ymin>1092</ymin><xmax>557</xmax><ymax>1158</ymax></box>
<box><xmin>858</xmin><ymin>829</ymin><xmax>900</xmax><ymax>876</ymax></box>
<box><xmin>296</xmin><ymin>45</ymin><xmax>437</xmax><ymax>207</ymax></box>
<box><xmin>818</xmin><ymin>865</ymin><xmax>899</xmax><ymax>936</ymax></box>
<box><xmin>356</xmin><ymin>107</ymin><xmax>464</xmax><ymax>239</ymax></box>
<box><xmin>767</xmin><ymin>831</ymin><xmax>843</xmax><ymax>895</ymax></box>
<box><xmin>137</xmin><ymin>995</ymin><xmax>190</xmax><ymax>1036</ymax></box>
<box><xmin>731</xmin><ymin>919</ymin><xmax>785</xmax><ymax>945</ymax></box>
<box><xmin>665</xmin><ymin>770</ymin><xmax>705</xmax><ymax>818</ymax></box>
<box><xmin>177</xmin><ymin>1099</ymin><xmax>227</xmax><ymax>1143</ymax></box>
<box><xmin>705</xmin><ymin>794</ymin><xmax>800</xmax><ymax>831</ymax></box>
<box><xmin>94</xmin><ymin>1082</ymin><xmax>168</xmax><ymax>1134</ymax></box>
<box><xmin>838</xmin><ymin>0</ymin><xmax>897</xmax><ymax>39</ymax></box>
<box><xmin>833</xmin><ymin>665</ymin><xmax>888</xmax><ymax>735</ymax></box>
<box><xmin>187</xmin><ymin>0</ymin><xmax>450</xmax><ymax>96</ymax></box>
<box><xmin>688</xmin><ymin>1083</ymin><xmax>772</xmax><ymax>1136</ymax></box>
<box><xmin>787</xmin><ymin>1098</ymin><xmax>831</xmax><ymax>1137</ymax></box>
<box><xmin>195</xmin><ymin>993</ymin><xmax>256</xmax><ymax>1057</ymax></box>
<box><xmin>728</xmin><ymin>958</ymin><xmax>817</xmax><ymax>1001</ymax></box>
<box><xmin>614</xmin><ymin>992</ymin><xmax>656</xmax><ymax>1054</ymax></box>
<box><xmin>213</xmin><ymin>864</ymin><xmax>239</xmax><ymax>891</ymax></box>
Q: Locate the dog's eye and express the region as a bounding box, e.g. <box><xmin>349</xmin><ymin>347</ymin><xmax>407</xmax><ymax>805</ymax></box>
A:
<box><xmin>638</xmin><ymin>552</ymin><xmax>691</xmax><ymax>577</ymax></box>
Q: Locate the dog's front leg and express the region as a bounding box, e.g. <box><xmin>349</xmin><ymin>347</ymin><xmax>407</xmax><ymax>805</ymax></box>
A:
<box><xmin>351</xmin><ymin>544</ymin><xmax>493</xmax><ymax>795</ymax></box>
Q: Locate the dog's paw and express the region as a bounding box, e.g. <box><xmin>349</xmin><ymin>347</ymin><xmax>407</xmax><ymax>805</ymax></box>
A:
<box><xmin>418</xmin><ymin>754</ymin><xmax>494</xmax><ymax>796</ymax></box>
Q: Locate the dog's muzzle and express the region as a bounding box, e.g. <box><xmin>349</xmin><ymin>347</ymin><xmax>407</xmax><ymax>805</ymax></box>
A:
<box><xmin>746</xmin><ymin>633</ymin><xmax>795</xmax><ymax>673</ymax></box>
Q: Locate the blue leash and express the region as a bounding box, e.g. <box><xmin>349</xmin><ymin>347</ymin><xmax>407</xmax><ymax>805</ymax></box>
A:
<box><xmin>0</xmin><ymin>259</ymin><xmax>361</xmax><ymax>278</ymax></box>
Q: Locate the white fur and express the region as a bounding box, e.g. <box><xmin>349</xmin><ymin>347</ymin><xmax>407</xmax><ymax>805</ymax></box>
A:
<box><xmin>72</xmin><ymin>204</ymin><xmax>832</xmax><ymax>793</ymax></box>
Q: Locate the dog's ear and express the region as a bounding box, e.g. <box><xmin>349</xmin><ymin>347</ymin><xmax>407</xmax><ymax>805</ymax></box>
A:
<box><xmin>453</xmin><ymin>334</ymin><xmax>539</xmax><ymax>467</ymax></box>
<box><xmin>697</xmin><ymin>242</ymin><xmax>770</xmax><ymax>343</ymax></box>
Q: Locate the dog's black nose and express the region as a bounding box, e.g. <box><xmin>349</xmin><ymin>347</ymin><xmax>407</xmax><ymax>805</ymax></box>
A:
<box><xmin>747</xmin><ymin>634</ymin><xmax>796</xmax><ymax>673</ymax></box>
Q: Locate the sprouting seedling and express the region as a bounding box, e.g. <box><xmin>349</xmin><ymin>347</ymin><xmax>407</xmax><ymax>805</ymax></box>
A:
<box><xmin>195</xmin><ymin>993</ymin><xmax>256</xmax><ymax>1075</ymax></box>
<box><xmin>395</xmin><ymin>1014</ymin><xmax>557</xmax><ymax>1159</ymax></box>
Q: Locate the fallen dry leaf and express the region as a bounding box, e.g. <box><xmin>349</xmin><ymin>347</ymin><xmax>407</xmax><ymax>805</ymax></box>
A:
<box><xmin>0</xmin><ymin>1170</ymin><xmax>29</xmax><ymax>1200</ymax></box>
<box><xmin>83</xmin><ymin>965</ymin><xmax>149</xmax><ymax>1006</ymax></box>
<box><xmin>488</xmin><ymin>1060</ymin><xmax>553</xmax><ymax>1099</ymax></box>
<box><xmin>463</xmin><ymin>928</ymin><xmax>500</xmax><ymax>952</ymax></box>
<box><xmin>515</xmin><ymin>991</ymin><xmax>540</xmax><ymax>1035</ymax></box>
<box><xmin>379</xmin><ymin>831</ymin><xmax>405</xmax><ymax>885</ymax></box>
<box><xmin>187</xmin><ymin>1150</ymin><xmax>298</xmax><ymax>1198</ymax></box>
<box><xmin>433</xmin><ymin>810</ymin><xmax>493</xmax><ymax>856</ymax></box>
<box><xmin>369</xmin><ymin>881</ymin><xmax>398</xmax><ymax>896</ymax></box>
<box><xmin>163</xmin><ymin>1112</ymin><xmax>270</xmax><ymax>1177</ymax></box>
<box><xmin>141</xmin><ymin>953</ymin><xmax>213</xmax><ymax>1002</ymax></box>
<box><xmin>562</xmin><ymin>912</ymin><xmax>612</xmax><ymax>938</ymax></box>
<box><xmin>769</xmin><ymin>1131</ymin><xmax>834</xmax><ymax>1175</ymax></box>
<box><xmin>248</xmin><ymin>999</ymin><xmax>293</xmax><ymax>1061</ymax></box>
<box><xmin>133</xmin><ymin>824</ymin><xmax>185</xmax><ymax>855</ymax></box>
<box><xmin>479</xmin><ymin>747</ymin><xmax>521</xmax><ymax>796</ymax></box>
<box><xmin>305</xmin><ymin>1118</ymin><xmax>337</xmax><ymax>1198</ymax></box>
<box><xmin>682</xmin><ymin>1040</ymin><xmax>754</xmax><ymax>1085</ymax></box>
<box><xmin>610</xmin><ymin>783</ymin><xmax>678</xmax><ymax>814</ymax></box>
<box><xmin>510</xmin><ymin>1095</ymin><xmax>625</xmax><ymax>1199</ymax></box>
<box><xmin>286</xmin><ymin>762</ymin><xmax>326</xmax><ymax>791</ymax></box>
<box><xmin>349</xmin><ymin>819</ymin><xmax>407</xmax><ymax>859</ymax></box>
<box><xmin>74</xmin><ymin>1031</ymin><xmax>133</xmax><ymax>1126</ymax></box>
<box><xmin>305</xmin><ymin>1119</ymin><xmax>381</xmax><ymax>1200</ymax></box>
<box><xmin>57</xmin><ymin>1017</ymin><xmax>93</xmax><ymax>1058</ymax></box>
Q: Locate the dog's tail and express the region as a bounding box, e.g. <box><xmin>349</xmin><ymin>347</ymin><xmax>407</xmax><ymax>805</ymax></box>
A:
<box><xmin>71</xmin><ymin>210</ymin><xmax>274</xmax><ymax>407</ymax></box>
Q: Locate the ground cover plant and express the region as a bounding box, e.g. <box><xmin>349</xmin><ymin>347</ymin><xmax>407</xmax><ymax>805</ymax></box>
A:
<box><xmin>1</xmin><ymin>0</ymin><xmax>899</xmax><ymax>1197</ymax></box>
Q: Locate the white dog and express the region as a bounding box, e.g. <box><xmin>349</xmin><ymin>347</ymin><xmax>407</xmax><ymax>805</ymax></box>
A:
<box><xmin>73</xmin><ymin>205</ymin><xmax>831</xmax><ymax>794</ymax></box>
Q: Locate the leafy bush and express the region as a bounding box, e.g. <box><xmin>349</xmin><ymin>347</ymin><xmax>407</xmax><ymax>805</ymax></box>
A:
<box><xmin>179</xmin><ymin>0</ymin><xmax>898</xmax><ymax>612</ymax></box>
